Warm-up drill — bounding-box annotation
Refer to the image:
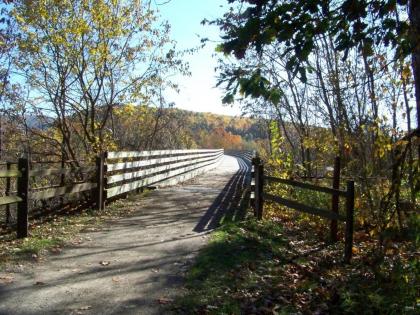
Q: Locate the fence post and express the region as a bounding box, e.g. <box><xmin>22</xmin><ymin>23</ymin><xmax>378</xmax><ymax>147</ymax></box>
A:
<box><xmin>251</xmin><ymin>156</ymin><xmax>257</xmax><ymax>215</ymax></box>
<box><xmin>344</xmin><ymin>180</ymin><xmax>355</xmax><ymax>263</ymax></box>
<box><xmin>254</xmin><ymin>157</ymin><xmax>264</xmax><ymax>220</ymax></box>
<box><xmin>5</xmin><ymin>162</ymin><xmax>11</xmax><ymax>225</ymax></box>
<box><xmin>257</xmin><ymin>163</ymin><xmax>264</xmax><ymax>220</ymax></box>
<box><xmin>17</xmin><ymin>158</ymin><xmax>29</xmax><ymax>238</ymax></box>
<box><xmin>60</xmin><ymin>144</ymin><xmax>65</xmax><ymax>206</ymax></box>
<box><xmin>95</xmin><ymin>152</ymin><xmax>107</xmax><ymax>210</ymax></box>
<box><xmin>330</xmin><ymin>156</ymin><xmax>341</xmax><ymax>243</ymax></box>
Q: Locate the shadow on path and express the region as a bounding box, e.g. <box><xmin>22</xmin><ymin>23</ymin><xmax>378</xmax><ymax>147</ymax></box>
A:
<box><xmin>194</xmin><ymin>156</ymin><xmax>251</xmax><ymax>232</ymax></box>
<box><xmin>0</xmin><ymin>154</ymin><xmax>253</xmax><ymax>315</ymax></box>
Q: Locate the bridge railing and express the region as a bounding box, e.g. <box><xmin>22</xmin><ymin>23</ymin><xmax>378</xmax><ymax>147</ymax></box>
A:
<box><xmin>101</xmin><ymin>149</ymin><xmax>224</xmax><ymax>204</ymax></box>
<box><xmin>1</xmin><ymin>149</ymin><xmax>224</xmax><ymax>238</ymax></box>
<box><xmin>224</xmin><ymin>150</ymin><xmax>254</xmax><ymax>162</ymax></box>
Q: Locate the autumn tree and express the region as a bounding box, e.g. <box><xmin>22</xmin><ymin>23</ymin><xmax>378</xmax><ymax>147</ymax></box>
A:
<box><xmin>111</xmin><ymin>104</ymin><xmax>198</xmax><ymax>150</ymax></box>
<box><xmin>0</xmin><ymin>2</ymin><xmax>15</xmax><ymax>103</ymax></box>
<box><xmin>11</xmin><ymin>0</ymin><xmax>187</xmax><ymax>162</ymax></box>
<box><xmin>0</xmin><ymin>1</ymin><xmax>19</xmax><ymax>159</ymax></box>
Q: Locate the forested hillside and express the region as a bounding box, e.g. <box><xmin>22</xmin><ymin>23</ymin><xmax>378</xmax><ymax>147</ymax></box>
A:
<box><xmin>0</xmin><ymin>106</ymin><xmax>268</xmax><ymax>161</ymax></box>
<box><xmin>174</xmin><ymin>109</ymin><xmax>268</xmax><ymax>149</ymax></box>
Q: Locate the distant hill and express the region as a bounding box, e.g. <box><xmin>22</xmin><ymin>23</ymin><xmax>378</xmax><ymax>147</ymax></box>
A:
<box><xmin>1</xmin><ymin>105</ymin><xmax>269</xmax><ymax>161</ymax></box>
<box><xmin>169</xmin><ymin>109</ymin><xmax>269</xmax><ymax>150</ymax></box>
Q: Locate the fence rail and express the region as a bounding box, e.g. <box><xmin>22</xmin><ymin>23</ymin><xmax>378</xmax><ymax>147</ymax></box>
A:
<box><xmin>104</xmin><ymin>149</ymin><xmax>223</xmax><ymax>199</ymax></box>
<box><xmin>107</xmin><ymin>149</ymin><xmax>222</xmax><ymax>159</ymax></box>
<box><xmin>250</xmin><ymin>155</ymin><xmax>355</xmax><ymax>263</ymax></box>
<box><xmin>224</xmin><ymin>150</ymin><xmax>254</xmax><ymax>162</ymax></box>
<box><xmin>264</xmin><ymin>176</ymin><xmax>348</xmax><ymax>197</ymax></box>
<box><xmin>0</xmin><ymin>164</ymin><xmax>23</xmax><ymax>235</ymax></box>
<box><xmin>1</xmin><ymin>149</ymin><xmax>224</xmax><ymax>238</ymax></box>
<box><xmin>29</xmin><ymin>166</ymin><xmax>96</xmax><ymax>177</ymax></box>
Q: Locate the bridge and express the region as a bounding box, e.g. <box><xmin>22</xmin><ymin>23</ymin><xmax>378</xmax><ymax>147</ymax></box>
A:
<box><xmin>0</xmin><ymin>151</ymin><xmax>252</xmax><ymax>314</ymax></box>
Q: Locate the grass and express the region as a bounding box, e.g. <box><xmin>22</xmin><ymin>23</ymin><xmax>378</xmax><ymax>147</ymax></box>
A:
<box><xmin>0</xmin><ymin>212</ymin><xmax>96</xmax><ymax>269</ymax></box>
<box><xmin>174</xmin><ymin>219</ymin><xmax>292</xmax><ymax>314</ymax></box>
<box><xmin>18</xmin><ymin>237</ymin><xmax>64</xmax><ymax>255</ymax></box>
<box><xmin>174</xmin><ymin>214</ymin><xmax>419</xmax><ymax>314</ymax></box>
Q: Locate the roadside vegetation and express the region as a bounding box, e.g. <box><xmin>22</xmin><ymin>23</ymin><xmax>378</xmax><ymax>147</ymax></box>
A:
<box><xmin>175</xmin><ymin>212</ymin><xmax>419</xmax><ymax>314</ymax></box>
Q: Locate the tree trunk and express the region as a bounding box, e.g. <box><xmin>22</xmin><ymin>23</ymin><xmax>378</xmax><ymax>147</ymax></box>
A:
<box><xmin>409</xmin><ymin>0</ymin><xmax>420</xmax><ymax>144</ymax></box>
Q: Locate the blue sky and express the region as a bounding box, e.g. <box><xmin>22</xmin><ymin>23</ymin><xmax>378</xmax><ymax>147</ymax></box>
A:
<box><xmin>156</xmin><ymin>0</ymin><xmax>241</xmax><ymax>116</ymax></box>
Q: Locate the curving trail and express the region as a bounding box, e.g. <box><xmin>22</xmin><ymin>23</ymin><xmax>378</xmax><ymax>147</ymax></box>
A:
<box><xmin>0</xmin><ymin>155</ymin><xmax>250</xmax><ymax>315</ymax></box>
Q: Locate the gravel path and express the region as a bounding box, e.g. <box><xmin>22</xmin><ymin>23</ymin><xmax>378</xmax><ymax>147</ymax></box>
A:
<box><xmin>0</xmin><ymin>155</ymin><xmax>250</xmax><ymax>315</ymax></box>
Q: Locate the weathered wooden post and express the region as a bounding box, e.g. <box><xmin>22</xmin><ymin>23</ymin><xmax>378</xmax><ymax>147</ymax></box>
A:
<box><xmin>251</xmin><ymin>155</ymin><xmax>257</xmax><ymax>215</ymax></box>
<box><xmin>254</xmin><ymin>156</ymin><xmax>264</xmax><ymax>220</ymax></box>
<box><xmin>5</xmin><ymin>162</ymin><xmax>11</xmax><ymax>225</ymax></box>
<box><xmin>330</xmin><ymin>156</ymin><xmax>341</xmax><ymax>243</ymax></box>
<box><xmin>59</xmin><ymin>143</ymin><xmax>65</xmax><ymax>207</ymax></box>
<box><xmin>257</xmin><ymin>163</ymin><xmax>264</xmax><ymax>220</ymax></box>
<box><xmin>344</xmin><ymin>180</ymin><xmax>355</xmax><ymax>263</ymax></box>
<box><xmin>17</xmin><ymin>158</ymin><xmax>29</xmax><ymax>238</ymax></box>
<box><xmin>95</xmin><ymin>152</ymin><xmax>107</xmax><ymax>210</ymax></box>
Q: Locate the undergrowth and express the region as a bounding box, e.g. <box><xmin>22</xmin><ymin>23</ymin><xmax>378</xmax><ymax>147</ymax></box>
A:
<box><xmin>175</xmin><ymin>215</ymin><xmax>419</xmax><ymax>314</ymax></box>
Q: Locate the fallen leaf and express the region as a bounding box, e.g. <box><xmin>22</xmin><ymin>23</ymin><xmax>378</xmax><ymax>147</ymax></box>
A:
<box><xmin>79</xmin><ymin>306</ymin><xmax>91</xmax><ymax>310</ymax></box>
<box><xmin>206</xmin><ymin>305</ymin><xmax>218</xmax><ymax>310</ymax></box>
<box><xmin>0</xmin><ymin>275</ymin><xmax>14</xmax><ymax>284</ymax></box>
<box><xmin>157</xmin><ymin>297</ymin><xmax>173</xmax><ymax>304</ymax></box>
<box><xmin>50</xmin><ymin>247</ymin><xmax>62</xmax><ymax>254</ymax></box>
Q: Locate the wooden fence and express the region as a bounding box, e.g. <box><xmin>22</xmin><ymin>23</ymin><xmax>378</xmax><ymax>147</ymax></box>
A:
<box><xmin>224</xmin><ymin>150</ymin><xmax>254</xmax><ymax>162</ymax></box>
<box><xmin>0</xmin><ymin>149</ymin><xmax>223</xmax><ymax>238</ymax></box>
<box><xmin>250</xmin><ymin>155</ymin><xmax>355</xmax><ymax>263</ymax></box>
<box><xmin>100</xmin><ymin>149</ymin><xmax>223</xmax><ymax>207</ymax></box>
<box><xmin>0</xmin><ymin>162</ymin><xmax>25</xmax><ymax>237</ymax></box>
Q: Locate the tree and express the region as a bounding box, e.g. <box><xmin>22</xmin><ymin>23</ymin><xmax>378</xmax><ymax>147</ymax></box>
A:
<box><xmin>0</xmin><ymin>1</ymin><xmax>19</xmax><ymax>160</ymax></box>
<box><xmin>0</xmin><ymin>1</ymin><xmax>15</xmax><ymax>103</ymax></box>
<box><xmin>11</xmin><ymin>0</ymin><xmax>187</xmax><ymax>162</ymax></box>
<box><xmin>213</xmin><ymin>0</ymin><xmax>419</xmax><ymax>137</ymax></box>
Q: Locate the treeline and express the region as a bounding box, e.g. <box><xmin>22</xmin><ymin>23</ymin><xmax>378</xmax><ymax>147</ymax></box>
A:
<box><xmin>0</xmin><ymin>105</ymin><xmax>268</xmax><ymax>162</ymax></box>
<box><xmin>111</xmin><ymin>106</ymin><xmax>269</xmax><ymax>151</ymax></box>
<box><xmin>174</xmin><ymin>110</ymin><xmax>268</xmax><ymax>150</ymax></box>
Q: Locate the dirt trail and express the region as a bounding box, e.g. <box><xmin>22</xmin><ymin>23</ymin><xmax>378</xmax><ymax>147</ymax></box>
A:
<box><xmin>0</xmin><ymin>155</ymin><xmax>250</xmax><ymax>315</ymax></box>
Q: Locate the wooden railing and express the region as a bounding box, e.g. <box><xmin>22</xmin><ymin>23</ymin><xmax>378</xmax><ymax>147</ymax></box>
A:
<box><xmin>224</xmin><ymin>150</ymin><xmax>254</xmax><ymax>162</ymax></box>
<box><xmin>1</xmin><ymin>149</ymin><xmax>224</xmax><ymax>238</ymax></box>
<box><xmin>0</xmin><ymin>158</ymin><xmax>97</xmax><ymax>238</ymax></box>
<box><xmin>251</xmin><ymin>155</ymin><xmax>355</xmax><ymax>263</ymax></box>
<box><xmin>0</xmin><ymin>162</ymin><xmax>24</xmax><ymax>237</ymax></box>
<box><xmin>98</xmin><ymin>149</ymin><xmax>224</xmax><ymax>207</ymax></box>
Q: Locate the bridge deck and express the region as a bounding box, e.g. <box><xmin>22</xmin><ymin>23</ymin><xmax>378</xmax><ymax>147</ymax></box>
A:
<box><xmin>0</xmin><ymin>155</ymin><xmax>250</xmax><ymax>315</ymax></box>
